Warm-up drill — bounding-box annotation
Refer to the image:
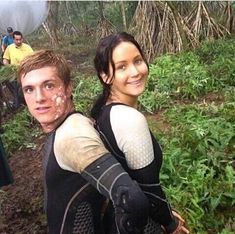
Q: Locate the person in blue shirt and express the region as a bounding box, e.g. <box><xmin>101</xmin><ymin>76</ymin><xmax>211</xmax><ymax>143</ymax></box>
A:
<box><xmin>1</xmin><ymin>27</ymin><xmax>14</xmax><ymax>55</ymax></box>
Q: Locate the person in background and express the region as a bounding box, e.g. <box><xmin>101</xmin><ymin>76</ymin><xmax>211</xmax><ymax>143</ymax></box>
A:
<box><xmin>1</xmin><ymin>27</ymin><xmax>14</xmax><ymax>55</ymax></box>
<box><xmin>3</xmin><ymin>31</ymin><xmax>33</xmax><ymax>109</ymax></box>
<box><xmin>0</xmin><ymin>136</ymin><xmax>14</xmax><ymax>187</ymax></box>
<box><xmin>3</xmin><ymin>31</ymin><xmax>33</xmax><ymax>65</ymax></box>
<box><xmin>17</xmin><ymin>50</ymin><xmax>150</xmax><ymax>234</ymax></box>
<box><xmin>91</xmin><ymin>32</ymin><xmax>189</xmax><ymax>234</ymax></box>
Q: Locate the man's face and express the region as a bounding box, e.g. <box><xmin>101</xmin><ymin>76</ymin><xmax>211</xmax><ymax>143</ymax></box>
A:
<box><xmin>21</xmin><ymin>66</ymin><xmax>72</xmax><ymax>132</ymax></box>
<box><xmin>13</xmin><ymin>35</ymin><xmax>23</xmax><ymax>47</ymax></box>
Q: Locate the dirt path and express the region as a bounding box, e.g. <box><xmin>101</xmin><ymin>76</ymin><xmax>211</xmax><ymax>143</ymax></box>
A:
<box><xmin>0</xmin><ymin>136</ymin><xmax>47</xmax><ymax>234</ymax></box>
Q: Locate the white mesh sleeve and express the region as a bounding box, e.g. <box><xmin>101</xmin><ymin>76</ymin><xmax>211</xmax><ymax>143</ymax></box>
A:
<box><xmin>110</xmin><ymin>105</ymin><xmax>154</xmax><ymax>169</ymax></box>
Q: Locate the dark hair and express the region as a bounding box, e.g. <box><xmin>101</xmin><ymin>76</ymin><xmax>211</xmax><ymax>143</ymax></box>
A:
<box><xmin>7</xmin><ymin>27</ymin><xmax>13</xmax><ymax>33</ymax></box>
<box><xmin>13</xmin><ymin>31</ymin><xmax>23</xmax><ymax>38</ymax></box>
<box><xmin>91</xmin><ymin>32</ymin><xmax>148</xmax><ymax>119</ymax></box>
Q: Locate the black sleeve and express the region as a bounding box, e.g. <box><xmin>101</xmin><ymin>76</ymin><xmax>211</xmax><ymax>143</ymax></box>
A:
<box><xmin>81</xmin><ymin>153</ymin><xmax>150</xmax><ymax>234</ymax></box>
<box><xmin>129</xmin><ymin>159</ymin><xmax>179</xmax><ymax>233</ymax></box>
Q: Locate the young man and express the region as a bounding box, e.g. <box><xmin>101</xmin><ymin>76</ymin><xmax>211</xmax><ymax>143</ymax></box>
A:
<box><xmin>1</xmin><ymin>27</ymin><xmax>14</xmax><ymax>55</ymax></box>
<box><xmin>3</xmin><ymin>31</ymin><xmax>33</xmax><ymax>109</ymax></box>
<box><xmin>3</xmin><ymin>31</ymin><xmax>33</xmax><ymax>65</ymax></box>
<box><xmin>18</xmin><ymin>50</ymin><xmax>149</xmax><ymax>234</ymax></box>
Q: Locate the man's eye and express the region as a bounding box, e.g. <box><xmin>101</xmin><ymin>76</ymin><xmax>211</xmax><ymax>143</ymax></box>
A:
<box><xmin>23</xmin><ymin>88</ymin><xmax>33</xmax><ymax>94</ymax></box>
<box><xmin>45</xmin><ymin>83</ymin><xmax>54</xmax><ymax>89</ymax></box>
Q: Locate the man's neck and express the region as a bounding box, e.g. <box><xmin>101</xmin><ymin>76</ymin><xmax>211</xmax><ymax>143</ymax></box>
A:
<box><xmin>42</xmin><ymin>103</ymin><xmax>75</xmax><ymax>133</ymax></box>
<box><xmin>15</xmin><ymin>43</ymin><xmax>23</xmax><ymax>48</ymax></box>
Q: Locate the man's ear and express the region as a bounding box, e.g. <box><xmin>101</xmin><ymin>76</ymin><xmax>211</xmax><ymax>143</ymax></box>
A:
<box><xmin>66</xmin><ymin>82</ymin><xmax>73</xmax><ymax>97</ymax></box>
<box><xmin>100</xmin><ymin>72</ymin><xmax>112</xmax><ymax>84</ymax></box>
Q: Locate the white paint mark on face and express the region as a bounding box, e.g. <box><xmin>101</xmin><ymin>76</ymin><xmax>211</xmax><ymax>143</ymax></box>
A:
<box><xmin>55</xmin><ymin>96</ymin><xmax>62</xmax><ymax>106</ymax></box>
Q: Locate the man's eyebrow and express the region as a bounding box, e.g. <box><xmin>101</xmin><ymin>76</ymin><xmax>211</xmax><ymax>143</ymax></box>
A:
<box><xmin>22</xmin><ymin>84</ymin><xmax>33</xmax><ymax>90</ymax></box>
<box><xmin>22</xmin><ymin>79</ymin><xmax>56</xmax><ymax>89</ymax></box>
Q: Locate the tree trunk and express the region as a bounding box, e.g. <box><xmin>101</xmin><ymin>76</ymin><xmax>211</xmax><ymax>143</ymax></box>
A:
<box><xmin>120</xmin><ymin>1</ymin><xmax>127</xmax><ymax>31</ymax></box>
<box><xmin>225</xmin><ymin>2</ymin><xmax>234</xmax><ymax>33</ymax></box>
<box><xmin>167</xmin><ymin>1</ymin><xmax>189</xmax><ymax>50</ymax></box>
<box><xmin>43</xmin><ymin>1</ymin><xmax>60</xmax><ymax>47</ymax></box>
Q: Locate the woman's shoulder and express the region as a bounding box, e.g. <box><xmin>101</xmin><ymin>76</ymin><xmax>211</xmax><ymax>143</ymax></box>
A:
<box><xmin>111</xmin><ymin>104</ymin><xmax>144</xmax><ymax>117</ymax></box>
<box><xmin>107</xmin><ymin>104</ymin><xmax>147</xmax><ymax>126</ymax></box>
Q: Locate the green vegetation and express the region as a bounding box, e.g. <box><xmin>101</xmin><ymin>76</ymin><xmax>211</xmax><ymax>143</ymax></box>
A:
<box><xmin>147</xmin><ymin>38</ymin><xmax>235</xmax><ymax>233</ymax></box>
<box><xmin>2</xmin><ymin>109</ymin><xmax>42</xmax><ymax>156</ymax></box>
<box><xmin>1</xmin><ymin>37</ymin><xmax>234</xmax><ymax>233</ymax></box>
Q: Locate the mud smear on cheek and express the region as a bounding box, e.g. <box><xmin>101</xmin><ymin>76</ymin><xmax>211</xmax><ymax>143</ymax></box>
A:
<box><xmin>52</xmin><ymin>92</ymin><xmax>66</xmax><ymax>120</ymax></box>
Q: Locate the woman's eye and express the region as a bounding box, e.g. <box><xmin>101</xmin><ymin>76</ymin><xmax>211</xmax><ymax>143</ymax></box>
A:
<box><xmin>135</xmin><ymin>58</ymin><xmax>143</xmax><ymax>65</ymax></box>
<box><xmin>117</xmin><ymin>65</ymin><xmax>126</xmax><ymax>71</ymax></box>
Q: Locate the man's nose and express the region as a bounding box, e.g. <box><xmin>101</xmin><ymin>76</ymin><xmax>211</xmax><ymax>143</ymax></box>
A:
<box><xmin>35</xmin><ymin>89</ymin><xmax>45</xmax><ymax>102</ymax></box>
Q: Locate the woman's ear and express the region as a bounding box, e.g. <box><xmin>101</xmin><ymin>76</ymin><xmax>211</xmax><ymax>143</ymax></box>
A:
<box><xmin>100</xmin><ymin>72</ymin><xmax>112</xmax><ymax>84</ymax></box>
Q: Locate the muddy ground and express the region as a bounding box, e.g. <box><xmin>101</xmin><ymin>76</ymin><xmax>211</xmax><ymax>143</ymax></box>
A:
<box><xmin>0</xmin><ymin>135</ymin><xmax>47</xmax><ymax>234</ymax></box>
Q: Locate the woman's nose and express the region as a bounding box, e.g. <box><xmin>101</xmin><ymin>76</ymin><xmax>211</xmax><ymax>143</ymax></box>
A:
<box><xmin>129</xmin><ymin>64</ymin><xmax>139</xmax><ymax>77</ymax></box>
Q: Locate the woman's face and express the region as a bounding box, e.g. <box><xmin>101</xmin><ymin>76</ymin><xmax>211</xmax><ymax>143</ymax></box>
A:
<box><xmin>105</xmin><ymin>41</ymin><xmax>148</xmax><ymax>107</ymax></box>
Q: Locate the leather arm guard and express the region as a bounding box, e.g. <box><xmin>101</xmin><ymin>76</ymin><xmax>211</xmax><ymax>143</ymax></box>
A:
<box><xmin>81</xmin><ymin>153</ymin><xmax>149</xmax><ymax>234</ymax></box>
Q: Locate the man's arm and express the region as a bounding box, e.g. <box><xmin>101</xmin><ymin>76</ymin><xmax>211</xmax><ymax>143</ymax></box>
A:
<box><xmin>1</xmin><ymin>37</ymin><xmax>7</xmax><ymax>54</ymax></box>
<box><xmin>3</xmin><ymin>58</ymin><xmax>9</xmax><ymax>65</ymax></box>
<box><xmin>1</xmin><ymin>45</ymin><xmax>6</xmax><ymax>54</ymax></box>
<box><xmin>2</xmin><ymin>47</ymin><xmax>10</xmax><ymax>65</ymax></box>
<box><xmin>54</xmin><ymin>114</ymin><xmax>150</xmax><ymax>233</ymax></box>
<box><xmin>81</xmin><ymin>153</ymin><xmax>149</xmax><ymax>234</ymax></box>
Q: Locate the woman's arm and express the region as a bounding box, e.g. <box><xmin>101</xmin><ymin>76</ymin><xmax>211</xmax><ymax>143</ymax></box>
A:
<box><xmin>109</xmin><ymin>105</ymin><xmax>188</xmax><ymax>233</ymax></box>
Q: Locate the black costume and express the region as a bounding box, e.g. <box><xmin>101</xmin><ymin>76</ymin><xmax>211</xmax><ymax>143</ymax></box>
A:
<box><xmin>96</xmin><ymin>103</ymin><xmax>178</xmax><ymax>233</ymax></box>
<box><xmin>43</xmin><ymin>112</ymin><xmax>149</xmax><ymax>234</ymax></box>
<box><xmin>0</xmin><ymin>136</ymin><xmax>13</xmax><ymax>187</ymax></box>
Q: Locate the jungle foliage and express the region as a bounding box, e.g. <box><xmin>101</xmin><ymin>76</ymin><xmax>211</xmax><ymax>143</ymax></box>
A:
<box><xmin>2</xmin><ymin>37</ymin><xmax>234</xmax><ymax>233</ymax></box>
<box><xmin>0</xmin><ymin>1</ymin><xmax>234</xmax><ymax>232</ymax></box>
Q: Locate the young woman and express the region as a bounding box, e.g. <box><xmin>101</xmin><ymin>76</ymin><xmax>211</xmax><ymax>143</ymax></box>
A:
<box><xmin>91</xmin><ymin>32</ymin><xmax>189</xmax><ymax>234</ymax></box>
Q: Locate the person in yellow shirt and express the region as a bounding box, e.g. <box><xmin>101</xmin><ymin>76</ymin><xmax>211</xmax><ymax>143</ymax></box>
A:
<box><xmin>3</xmin><ymin>31</ymin><xmax>33</xmax><ymax>65</ymax></box>
<box><xmin>2</xmin><ymin>31</ymin><xmax>33</xmax><ymax>109</ymax></box>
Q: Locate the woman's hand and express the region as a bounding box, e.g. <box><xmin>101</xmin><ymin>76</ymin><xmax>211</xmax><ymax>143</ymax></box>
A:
<box><xmin>171</xmin><ymin>210</ymin><xmax>189</xmax><ymax>234</ymax></box>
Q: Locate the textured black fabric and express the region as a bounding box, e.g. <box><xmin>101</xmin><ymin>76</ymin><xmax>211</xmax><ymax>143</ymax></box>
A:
<box><xmin>95</xmin><ymin>103</ymin><xmax>177</xmax><ymax>232</ymax></box>
<box><xmin>43</xmin><ymin>132</ymin><xmax>105</xmax><ymax>234</ymax></box>
<box><xmin>0</xmin><ymin>136</ymin><xmax>13</xmax><ymax>187</ymax></box>
<box><xmin>81</xmin><ymin>153</ymin><xmax>149</xmax><ymax>234</ymax></box>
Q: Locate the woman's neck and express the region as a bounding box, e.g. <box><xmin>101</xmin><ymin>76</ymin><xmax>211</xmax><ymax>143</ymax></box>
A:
<box><xmin>107</xmin><ymin>95</ymin><xmax>138</xmax><ymax>109</ymax></box>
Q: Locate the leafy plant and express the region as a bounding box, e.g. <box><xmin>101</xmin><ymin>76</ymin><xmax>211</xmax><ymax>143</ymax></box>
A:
<box><xmin>2</xmin><ymin>109</ymin><xmax>42</xmax><ymax>156</ymax></box>
<box><xmin>72</xmin><ymin>73</ymin><xmax>101</xmax><ymax>114</ymax></box>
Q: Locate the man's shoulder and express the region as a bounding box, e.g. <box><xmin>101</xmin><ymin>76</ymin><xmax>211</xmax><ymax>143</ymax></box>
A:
<box><xmin>22</xmin><ymin>43</ymin><xmax>33</xmax><ymax>48</ymax></box>
<box><xmin>2</xmin><ymin>35</ymin><xmax>8</xmax><ymax>40</ymax></box>
<box><xmin>7</xmin><ymin>43</ymin><xmax>15</xmax><ymax>49</ymax></box>
<box><xmin>2</xmin><ymin>36</ymin><xmax>8</xmax><ymax>44</ymax></box>
<box><xmin>56</xmin><ymin>113</ymin><xmax>99</xmax><ymax>142</ymax></box>
<box><xmin>3</xmin><ymin>35</ymin><xmax>13</xmax><ymax>43</ymax></box>
<box><xmin>59</xmin><ymin>113</ymin><xmax>93</xmax><ymax>131</ymax></box>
